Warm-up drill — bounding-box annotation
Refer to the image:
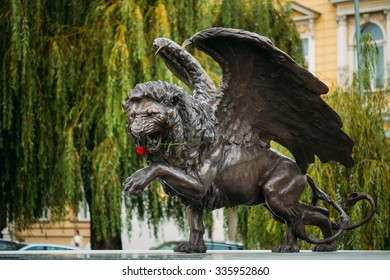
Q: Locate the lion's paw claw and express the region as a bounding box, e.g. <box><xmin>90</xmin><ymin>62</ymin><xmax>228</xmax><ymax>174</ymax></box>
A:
<box><xmin>272</xmin><ymin>244</ymin><xmax>300</xmax><ymax>253</ymax></box>
<box><xmin>312</xmin><ymin>242</ymin><xmax>337</xmax><ymax>252</ymax></box>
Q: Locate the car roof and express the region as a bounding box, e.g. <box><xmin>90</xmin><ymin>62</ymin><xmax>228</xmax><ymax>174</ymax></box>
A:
<box><xmin>18</xmin><ymin>243</ymin><xmax>83</xmax><ymax>251</ymax></box>
<box><xmin>0</xmin><ymin>239</ymin><xmax>26</xmax><ymax>251</ymax></box>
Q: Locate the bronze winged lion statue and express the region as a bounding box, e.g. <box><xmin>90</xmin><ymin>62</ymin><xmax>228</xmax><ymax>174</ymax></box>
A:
<box><xmin>122</xmin><ymin>28</ymin><xmax>375</xmax><ymax>253</ymax></box>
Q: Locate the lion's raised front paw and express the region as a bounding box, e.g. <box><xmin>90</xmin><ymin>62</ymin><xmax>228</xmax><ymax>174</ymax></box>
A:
<box><xmin>272</xmin><ymin>244</ymin><xmax>300</xmax><ymax>253</ymax></box>
<box><xmin>123</xmin><ymin>170</ymin><xmax>150</xmax><ymax>196</ymax></box>
<box><xmin>173</xmin><ymin>241</ymin><xmax>207</xmax><ymax>253</ymax></box>
<box><xmin>123</xmin><ymin>178</ymin><xmax>143</xmax><ymax>197</ymax></box>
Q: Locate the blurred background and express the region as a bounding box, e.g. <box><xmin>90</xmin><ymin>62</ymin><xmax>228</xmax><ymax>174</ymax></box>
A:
<box><xmin>0</xmin><ymin>0</ymin><xmax>389</xmax><ymax>251</ymax></box>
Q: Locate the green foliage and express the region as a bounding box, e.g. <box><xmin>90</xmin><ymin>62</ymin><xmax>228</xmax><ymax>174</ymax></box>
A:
<box><xmin>308</xmin><ymin>34</ymin><xmax>389</xmax><ymax>250</ymax></box>
<box><xmin>308</xmin><ymin>86</ymin><xmax>389</xmax><ymax>249</ymax></box>
<box><xmin>0</xmin><ymin>0</ymin><xmax>303</xmax><ymax>247</ymax></box>
<box><xmin>235</xmin><ymin>31</ymin><xmax>390</xmax><ymax>250</ymax></box>
<box><xmin>216</xmin><ymin>0</ymin><xmax>304</xmax><ymax>65</ymax></box>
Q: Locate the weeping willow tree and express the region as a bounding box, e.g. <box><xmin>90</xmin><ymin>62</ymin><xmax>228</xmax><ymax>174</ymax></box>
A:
<box><xmin>0</xmin><ymin>0</ymin><xmax>303</xmax><ymax>248</ymax></box>
<box><xmin>235</xmin><ymin>33</ymin><xmax>390</xmax><ymax>250</ymax></box>
<box><xmin>308</xmin><ymin>34</ymin><xmax>390</xmax><ymax>250</ymax></box>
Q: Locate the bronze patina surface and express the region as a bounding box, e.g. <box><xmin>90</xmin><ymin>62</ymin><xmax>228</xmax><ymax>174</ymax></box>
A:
<box><xmin>122</xmin><ymin>28</ymin><xmax>375</xmax><ymax>253</ymax></box>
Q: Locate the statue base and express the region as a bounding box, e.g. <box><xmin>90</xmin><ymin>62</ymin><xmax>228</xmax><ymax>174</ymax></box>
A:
<box><xmin>1</xmin><ymin>250</ymin><xmax>389</xmax><ymax>260</ymax></box>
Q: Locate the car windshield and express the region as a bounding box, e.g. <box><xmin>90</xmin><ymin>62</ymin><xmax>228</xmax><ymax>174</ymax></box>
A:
<box><xmin>0</xmin><ymin>241</ymin><xmax>25</xmax><ymax>251</ymax></box>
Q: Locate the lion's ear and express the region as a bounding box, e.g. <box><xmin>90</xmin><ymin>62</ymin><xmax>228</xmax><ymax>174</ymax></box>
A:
<box><xmin>166</xmin><ymin>108</ymin><xmax>176</xmax><ymax>127</ymax></box>
<box><xmin>170</xmin><ymin>94</ymin><xmax>180</xmax><ymax>106</ymax></box>
<box><xmin>122</xmin><ymin>100</ymin><xmax>128</xmax><ymax>110</ymax></box>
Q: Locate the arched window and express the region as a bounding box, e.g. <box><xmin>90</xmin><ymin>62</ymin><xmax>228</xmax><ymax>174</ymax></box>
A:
<box><xmin>360</xmin><ymin>23</ymin><xmax>385</xmax><ymax>89</ymax></box>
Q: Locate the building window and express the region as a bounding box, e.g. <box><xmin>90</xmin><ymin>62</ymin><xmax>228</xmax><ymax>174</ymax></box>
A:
<box><xmin>359</xmin><ymin>23</ymin><xmax>385</xmax><ymax>89</ymax></box>
<box><xmin>302</xmin><ymin>37</ymin><xmax>309</xmax><ymax>69</ymax></box>
<box><xmin>39</xmin><ymin>207</ymin><xmax>51</xmax><ymax>221</ymax></box>
<box><xmin>77</xmin><ymin>201</ymin><xmax>90</xmax><ymax>221</ymax></box>
<box><xmin>301</xmin><ymin>36</ymin><xmax>315</xmax><ymax>73</ymax></box>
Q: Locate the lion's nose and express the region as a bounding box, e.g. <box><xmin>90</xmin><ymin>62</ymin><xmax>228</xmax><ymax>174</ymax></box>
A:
<box><xmin>130</xmin><ymin>126</ymin><xmax>142</xmax><ymax>138</ymax></box>
<box><xmin>130</xmin><ymin>118</ymin><xmax>148</xmax><ymax>138</ymax></box>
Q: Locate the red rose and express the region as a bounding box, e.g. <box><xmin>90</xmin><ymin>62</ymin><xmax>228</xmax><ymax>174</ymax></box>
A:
<box><xmin>135</xmin><ymin>146</ymin><xmax>148</xmax><ymax>156</ymax></box>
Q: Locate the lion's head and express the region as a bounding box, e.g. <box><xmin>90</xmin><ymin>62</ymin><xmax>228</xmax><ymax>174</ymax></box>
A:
<box><xmin>122</xmin><ymin>81</ymin><xmax>182</xmax><ymax>153</ymax></box>
<box><xmin>122</xmin><ymin>81</ymin><xmax>218</xmax><ymax>168</ymax></box>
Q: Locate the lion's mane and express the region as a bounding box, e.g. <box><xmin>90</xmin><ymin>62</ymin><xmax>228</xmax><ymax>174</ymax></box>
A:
<box><xmin>125</xmin><ymin>81</ymin><xmax>219</xmax><ymax>170</ymax></box>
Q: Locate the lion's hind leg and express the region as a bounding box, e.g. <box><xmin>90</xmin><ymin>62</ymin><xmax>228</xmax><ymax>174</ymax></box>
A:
<box><xmin>263</xmin><ymin>204</ymin><xmax>300</xmax><ymax>253</ymax></box>
<box><xmin>268</xmin><ymin>202</ymin><xmax>337</xmax><ymax>252</ymax></box>
<box><xmin>299</xmin><ymin>203</ymin><xmax>337</xmax><ymax>252</ymax></box>
<box><xmin>271</xmin><ymin>219</ymin><xmax>301</xmax><ymax>253</ymax></box>
<box><xmin>262</xmin><ymin>160</ymin><xmax>307</xmax><ymax>253</ymax></box>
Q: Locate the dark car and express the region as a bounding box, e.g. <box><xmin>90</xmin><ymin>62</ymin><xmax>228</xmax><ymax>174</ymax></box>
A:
<box><xmin>0</xmin><ymin>239</ymin><xmax>25</xmax><ymax>251</ymax></box>
<box><xmin>151</xmin><ymin>241</ymin><xmax>244</xmax><ymax>250</ymax></box>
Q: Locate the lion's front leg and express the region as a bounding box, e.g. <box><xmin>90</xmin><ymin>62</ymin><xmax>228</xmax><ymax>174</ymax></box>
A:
<box><xmin>123</xmin><ymin>166</ymin><xmax>157</xmax><ymax>197</ymax></box>
<box><xmin>123</xmin><ymin>163</ymin><xmax>208</xmax><ymax>199</ymax></box>
<box><xmin>174</xmin><ymin>205</ymin><xmax>206</xmax><ymax>253</ymax></box>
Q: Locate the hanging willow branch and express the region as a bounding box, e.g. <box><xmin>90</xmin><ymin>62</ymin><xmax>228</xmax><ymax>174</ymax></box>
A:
<box><xmin>235</xmin><ymin>32</ymin><xmax>390</xmax><ymax>250</ymax></box>
<box><xmin>1</xmin><ymin>0</ymin><xmax>306</xmax><ymax>248</ymax></box>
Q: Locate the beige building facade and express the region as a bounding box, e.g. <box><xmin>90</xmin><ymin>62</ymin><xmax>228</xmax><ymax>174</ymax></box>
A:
<box><xmin>293</xmin><ymin>0</ymin><xmax>390</xmax><ymax>90</ymax></box>
<box><xmin>11</xmin><ymin>204</ymin><xmax>91</xmax><ymax>248</ymax></box>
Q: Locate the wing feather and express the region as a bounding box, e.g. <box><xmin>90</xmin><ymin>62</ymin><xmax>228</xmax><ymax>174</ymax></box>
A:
<box><xmin>153</xmin><ymin>38</ymin><xmax>216</xmax><ymax>101</ymax></box>
<box><xmin>184</xmin><ymin>28</ymin><xmax>353</xmax><ymax>171</ymax></box>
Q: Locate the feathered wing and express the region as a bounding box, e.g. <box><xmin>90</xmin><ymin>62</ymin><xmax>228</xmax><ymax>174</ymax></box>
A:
<box><xmin>153</xmin><ymin>38</ymin><xmax>216</xmax><ymax>102</ymax></box>
<box><xmin>183</xmin><ymin>28</ymin><xmax>353</xmax><ymax>171</ymax></box>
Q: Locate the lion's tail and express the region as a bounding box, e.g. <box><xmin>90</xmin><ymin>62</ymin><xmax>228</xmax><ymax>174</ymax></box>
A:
<box><xmin>300</xmin><ymin>175</ymin><xmax>376</xmax><ymax>245</ymax></box>
<box><xmin>342</xmin><ymin>192</ymin><xmax>376</xmax><ymax>230</ymax></box>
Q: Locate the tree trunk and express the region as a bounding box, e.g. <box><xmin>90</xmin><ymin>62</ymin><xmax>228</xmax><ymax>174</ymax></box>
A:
<box><xmin>85</xmin><ymin>187</ymin><xmax>122</xmax><ymax>250</ymax></box>
<box><xmin>91</xmin><ymin>233</ymin><xmax>122</xmax><ymax>250</ymax></box>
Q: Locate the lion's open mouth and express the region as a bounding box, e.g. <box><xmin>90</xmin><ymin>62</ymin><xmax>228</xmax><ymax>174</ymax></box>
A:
<box><xmin>143</xmin><ymin>131</ymin><xmax>163</xmax><ymax>153</ymax></box>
